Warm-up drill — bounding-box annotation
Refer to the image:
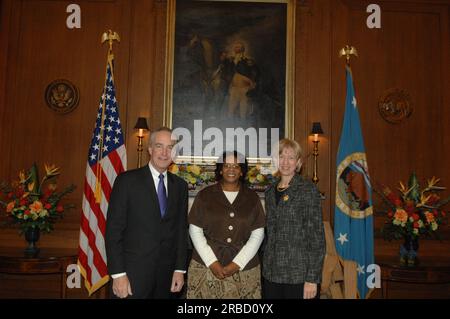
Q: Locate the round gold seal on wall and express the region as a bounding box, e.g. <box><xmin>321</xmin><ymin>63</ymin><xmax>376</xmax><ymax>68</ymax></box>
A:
<box><xmin>45</xmin><ymin>79</ymin><xmax>79</xmax><ymax>114</ymax></box>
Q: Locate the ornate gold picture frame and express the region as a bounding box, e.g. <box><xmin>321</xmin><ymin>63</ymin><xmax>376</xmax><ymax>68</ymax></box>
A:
<box><xmin>164</xmin><ymin>0</ymin><xmax>295</xmax><ymax>161</ymax></box>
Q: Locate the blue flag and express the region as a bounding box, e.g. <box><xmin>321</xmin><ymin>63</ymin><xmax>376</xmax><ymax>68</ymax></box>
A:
<box><xmin>334</xmin><ymin>66</ymin><xmax>374</xmax><ymax>299</ymax></box>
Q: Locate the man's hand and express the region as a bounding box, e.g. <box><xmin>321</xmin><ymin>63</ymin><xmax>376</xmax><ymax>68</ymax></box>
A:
<box><xmin>209</xmin><ymin>261</ymin><xmax>225</xmax><ymax>280</ymax></box>
<box><xmin>171</xmin><ymin>272</ymin><xmax>185</xmax><ymax>293</ymax></box>
<box><xmin>112</xmin><ymin>275</ymin><xmax>133</xmax><ymax>299</ymax></box>
<box><xmin>303</xmin><ymin>282</ymin><xmax>317</xmax><ymax>299</ymax></box>
<box><xmin>223</xmin><ymin>262</ymin><xmax>240</xmax><ymax>277</ymax></box>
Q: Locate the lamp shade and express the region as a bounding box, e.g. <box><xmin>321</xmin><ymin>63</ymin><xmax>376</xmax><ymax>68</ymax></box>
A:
<box><xmin>134</xmin><ymin>117</ymin><xmax>149</xmax><ymax>130</ymax></box>
<box><xmin>310</xmin><ymin>122</ymin><xmax>324</xmax><ymax>135</ymax></box>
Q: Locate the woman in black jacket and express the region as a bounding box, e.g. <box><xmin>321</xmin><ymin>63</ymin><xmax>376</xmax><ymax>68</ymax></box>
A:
<box><xmin>262</xmin><ymin>138</ymin><xmax>325</xmax><ymax>299</ymax></box>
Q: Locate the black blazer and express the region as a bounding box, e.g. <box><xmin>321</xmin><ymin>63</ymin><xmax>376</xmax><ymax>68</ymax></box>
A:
<box><xmin>262</xmin><ymin>174</ymin><xmax>325</xmax><ymax>284</ymax></box>
<box><xmin>105</xmin><ymin>165</ymin><xmax>188</xmax><ymax>297</ymax></box>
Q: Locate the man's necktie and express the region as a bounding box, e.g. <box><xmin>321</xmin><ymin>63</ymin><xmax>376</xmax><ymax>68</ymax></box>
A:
<box><xmin>158</xmin><ymin>174</ymin><xmax>167</xmax><ymax>217</ymax></box>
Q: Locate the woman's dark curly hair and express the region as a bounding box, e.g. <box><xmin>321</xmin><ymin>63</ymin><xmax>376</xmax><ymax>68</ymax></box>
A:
<box><xmin>215</xmin><ymin>151</ymin><xmax>248</xmax><ymax>183</ymax></box>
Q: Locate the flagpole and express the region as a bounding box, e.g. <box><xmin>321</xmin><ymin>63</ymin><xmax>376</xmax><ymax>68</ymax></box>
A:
<box><xmin>95</xmin><ymin>30</ymin><xmax>121</xmax><ymax>203</ymax></box>
<box><xmin>78</xmin><ymin>30</ymin><xmax>127</xmax><ymax>297</ymax></box>
<box><xmin>335</xmin><ymin>45</ymin><xmax>376</xmax><ymax>299</ymax></box>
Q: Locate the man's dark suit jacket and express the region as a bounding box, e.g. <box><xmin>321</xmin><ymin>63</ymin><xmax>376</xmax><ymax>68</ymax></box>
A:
<box><xmin>105</xmin><ymin>165</ymin><xmax>188</xmax><ymax>298</ymax></box>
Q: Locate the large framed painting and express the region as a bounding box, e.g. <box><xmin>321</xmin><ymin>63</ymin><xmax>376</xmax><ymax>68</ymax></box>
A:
<box><xmin>164</xmin><ymin>0</ymin><xmax>295</xmax><ymax>191</ymax></box>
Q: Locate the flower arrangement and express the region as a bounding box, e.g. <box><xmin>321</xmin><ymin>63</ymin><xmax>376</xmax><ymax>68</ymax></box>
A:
<box><xmin>0</xmin><ymin>163</ymin><xmax>76</xmax><ymax>233</ymax></box>
<box><xmin>168</xmin><ymin>163</ymin><xmax>215</xmax><ymax>189</ymax></box>
<box><xmin>378</xmin><ymin>173</ymin><xmax>449</xmax><ymax>241</ymax></box>
<box><xmin>246</xmin><ymin>164</ymin><xmax>275</xmax><ymax>191</ymax></box>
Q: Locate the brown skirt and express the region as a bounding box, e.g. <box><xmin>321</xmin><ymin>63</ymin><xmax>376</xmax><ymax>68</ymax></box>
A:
<box><xmin>187</xmin><ymin>259</ymin><xmax>262</xmax><ymax>299</ymax></box>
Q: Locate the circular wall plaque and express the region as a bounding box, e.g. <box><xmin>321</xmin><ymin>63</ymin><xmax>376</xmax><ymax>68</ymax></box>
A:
<box><xmin>378</xmin><ymin>88</ymin><xmax>412</xmax><ymax>124</ymax></box>
<box><xmin>45</xmin><ymin>79</ymin><xmax>79</xmax><ymax>114</ymax></box>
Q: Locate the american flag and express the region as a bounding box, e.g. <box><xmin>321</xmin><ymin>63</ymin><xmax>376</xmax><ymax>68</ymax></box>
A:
<box><xmin>78</xmin><ymin>53</ymin><xmax>127</xmax><ymax>296</ymax></box>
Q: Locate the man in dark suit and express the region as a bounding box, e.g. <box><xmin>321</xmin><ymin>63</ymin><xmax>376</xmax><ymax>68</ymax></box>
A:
<box><xmin>105</xmin><ymin>127</ymin><xmax>188</xmax><ymax>299</ymax></box>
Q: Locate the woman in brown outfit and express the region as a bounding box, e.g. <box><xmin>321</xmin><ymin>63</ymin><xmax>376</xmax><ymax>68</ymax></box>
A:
<box><xmin>187</xmin><ymin>151</ymin><xmax>265</xmax><ymax>299</ymax></box>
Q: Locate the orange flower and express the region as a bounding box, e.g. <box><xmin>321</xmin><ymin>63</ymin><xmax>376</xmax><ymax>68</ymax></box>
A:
<box><xmin>29</xmin><ymin>200</ymin><xmax>43</xmax><ymax>213</ymax></box>
<box><xmin>393</xmin><ymin>209</ymin><xmax>408</xmax><ymax>223</ymax></box>
<box><xmin>424</xmin><ymin>211</ymin><xmax>435</xmax><ymax>224</ymax></box>
<box><xmin>6</xmin><ymin>201</ymin><xmax>15</xmax><ymax>213</ymax></box>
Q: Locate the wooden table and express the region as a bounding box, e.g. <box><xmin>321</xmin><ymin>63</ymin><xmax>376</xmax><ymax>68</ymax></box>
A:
<box><xmin>0</xmin><ymin>247</ymin><xmax>78</xmax><ymax>298</ymax></box>
<box><xmin>377</xmin><ymin>254</ymin><xmax>450</xmax><ymax>299</ymax></box>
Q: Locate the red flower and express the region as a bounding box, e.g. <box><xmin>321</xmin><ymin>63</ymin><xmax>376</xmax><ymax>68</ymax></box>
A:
<box><xmin>442</xmin><ymin>211</ymin><xmax>446</xmax><ymax>217</ymax></box>
<box><xmin>19</xmin><ymin>199</ymin><xmax>27</xmax><ymax>206</ymax></box>
<box><xmin>412</xmin><ymin>213</ymin><xmax>420</xmax><ymax>221</ymax></box>
<box><xmin>24</xmin><ymin>210</ymin><xmax>31</xmax><ymax>216</ymax></box>
<box><xmin>404</xmin><ymin>200</ymin><xmax>415</xmax><ymax>212</ymax></box>
<box><xmin>56</xmin><ymin>205</ymin><xmax>64</xmax><ymax>213</ymax></box>
<box><xmin>413</xmin><ymin>222</ymin><xmax>419</xmax><ymax>228</ymax></box>
<box><xmin>393</xmin><ymin>198</ymin><xmax>402</xmax><ymax>207</ymax></box>
<box><xmin>16</xmin><ymin>188</ymin><xmax>24</xmax><ymax>197</ymax></box>
<box><xmin>433</xmin><ymin>210</ymin><xmax>438</xmax><ymax>217</ymax></box>
<box><xmin>7</xmin><ymin>192</ymin><xmax>13</xmax><ymax>199</ymax></box>
<box><xmin>427</xmin><ymin>194</ymin><xmax>440</xmax><ymax>205</ymax></box>
<box><xmin>44</xmin><ymin>203</ymin><xmax>52</xmax><ymax>210</ymax></box>
<box><xmin>387</xmin><ymin>211</ymin><xmax>393</xmax><ymax>218</ymax></box>
<box><xmin>386</xmin><ymin>193</ymin><xmax>397</xmax><ymax>203</ymax></box>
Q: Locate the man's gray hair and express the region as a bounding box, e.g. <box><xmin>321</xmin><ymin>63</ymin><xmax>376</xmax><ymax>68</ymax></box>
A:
<box><xmin>149</xmin><ymin>127</ymin><xmax>179</xmax><ymax>146</ymax></box>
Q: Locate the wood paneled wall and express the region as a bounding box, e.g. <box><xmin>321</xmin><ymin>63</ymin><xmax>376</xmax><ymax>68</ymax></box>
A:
<box><xmin>0</xmin><ymin>0</ymin><xmax>449</xmax><ymax>298</ymax></box>
<box><xmin>331</xmin><ymin>0</ymin><xmax>450</xmax><ymax>219</ymax></box>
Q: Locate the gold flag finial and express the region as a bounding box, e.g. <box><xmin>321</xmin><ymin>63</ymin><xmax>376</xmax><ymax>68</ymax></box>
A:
<box><xmin>101</xmin><ymin>30</ymin><xmax>120</xmax><ymax>52</ymax></box>
<box><xmin>339</xmin><ymin>45</ymin><xmax>358</xmax><ymax>65</ymax></box>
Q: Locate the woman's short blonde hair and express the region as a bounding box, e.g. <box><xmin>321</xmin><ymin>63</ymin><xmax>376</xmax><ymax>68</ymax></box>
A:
<box><xmin>276</xmin><ymin>138</ymin><xmax>303</xmax><ymax>172</ymax></box>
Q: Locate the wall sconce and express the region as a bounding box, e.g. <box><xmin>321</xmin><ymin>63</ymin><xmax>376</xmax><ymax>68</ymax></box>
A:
<box><xmin>310</xmin><ymin>122</ymin><xmax>324</xmax><ymax>186</ymax></box>
<box><xmin>134</xmin><ymin>117</ymin><xmax>149</xmax><ymax>168</ymax></box>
